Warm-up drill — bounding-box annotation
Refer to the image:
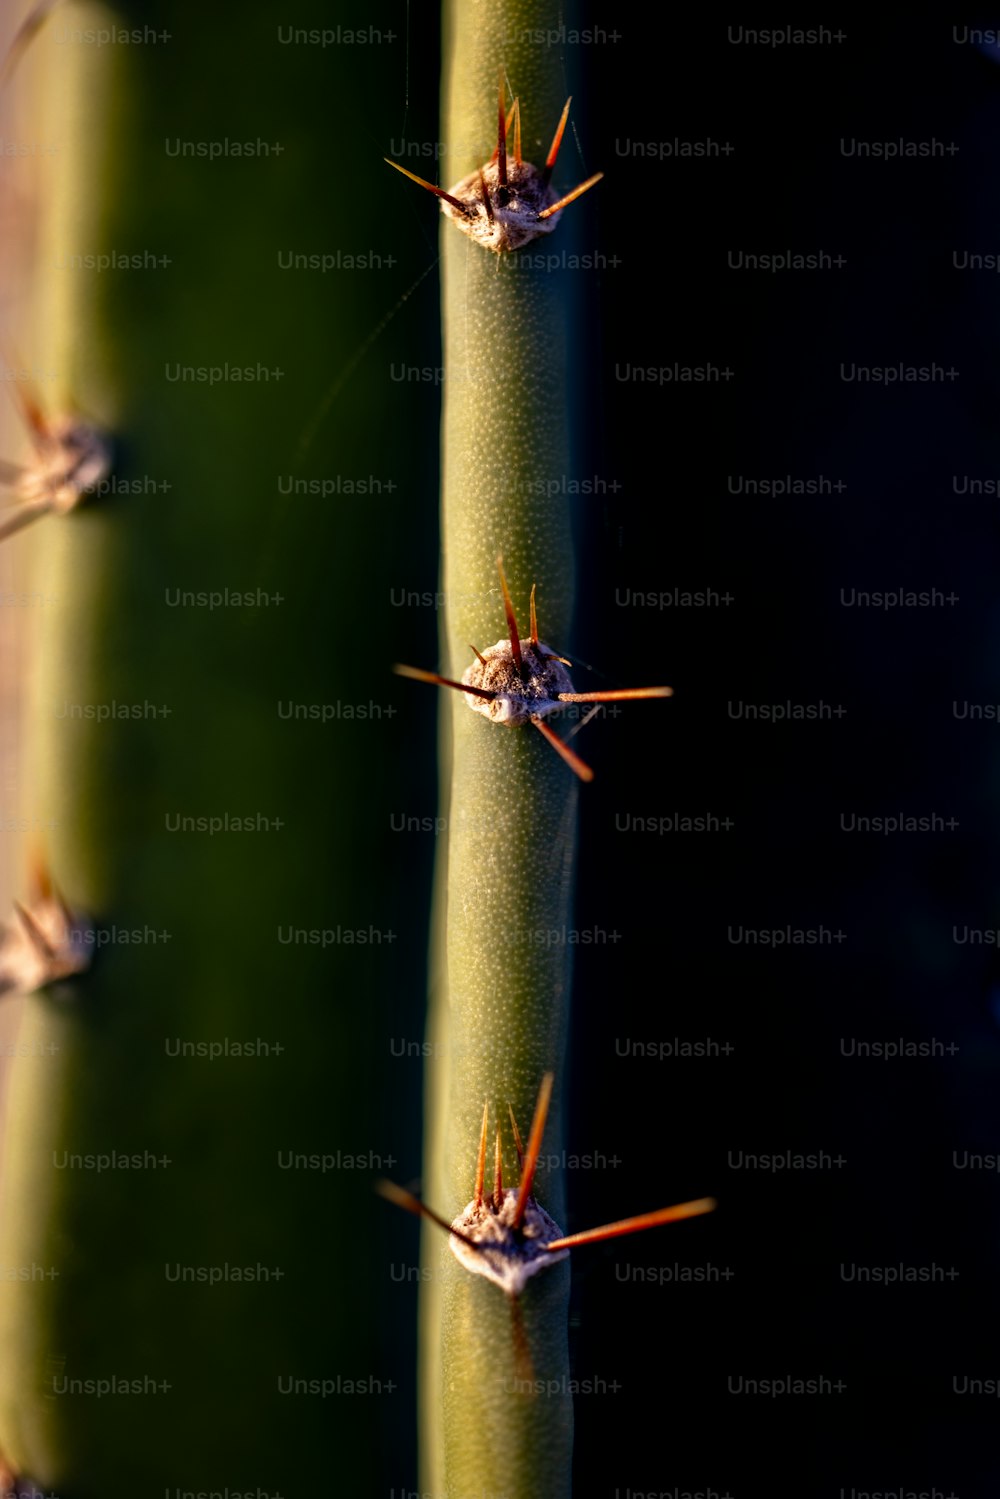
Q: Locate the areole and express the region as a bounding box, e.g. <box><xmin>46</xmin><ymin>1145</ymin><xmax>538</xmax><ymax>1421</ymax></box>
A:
<box><xmin>395</xmin><ymin>556</ymin><xmax>674</xmax><ymax>782</ymax></box>
<box><xmin>379</xmin><ymin>1072</ymin><xmax>716</xmax><ymax>1298</ymax></box>
<box><xmin>386</xmin><ymin>75</ymin><xmax>604</xmax><ymax>253</ymax></box>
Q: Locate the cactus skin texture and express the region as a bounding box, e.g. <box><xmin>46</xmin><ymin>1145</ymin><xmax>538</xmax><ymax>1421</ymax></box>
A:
<box><xmin>417</xmin><ymin>4</ymin><xmax>592</xmax><ymax>1494</ymax></box>
<box><xmin>0</xmin><ymin>3</ymin><xmax>428</xmax><ymax>1493</ymax></box>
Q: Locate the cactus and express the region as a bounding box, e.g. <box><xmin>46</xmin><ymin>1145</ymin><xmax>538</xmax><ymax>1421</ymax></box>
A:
<box><xmin>411</xmin><ymin>27</ymin><xmax>584</xmax><ymax>1495</ymax></box>
<box><xmin>0</xmin><ymin>3</ymin><xmax>429</xmax><ymax>1493</ymax></box>
<box><xmin>379</xmin><ymin>6</ymin><xmax>716</xmax><ymax>1495</ymax></box>
<box><xmin>0</xmin><ymin>6</ymin><xmax>708</xmax><ymax>1494</ymax></box>
<box><xmin>380</xmin><ymin>6</ymin><xmax>613</xmax><ymax>1494</ymax></box>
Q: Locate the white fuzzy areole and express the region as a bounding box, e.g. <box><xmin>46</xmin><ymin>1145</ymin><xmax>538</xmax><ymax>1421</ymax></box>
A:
<box><xmin>440</xmin><ymin>159</ymin><xmax>563</xmax><ymax>253</ymax></box>
<box><xmin>0</xmin><ymin>892</ymin><xmax>92</xmax><ymax>998</ymax></box>
<box><xmin>449</xmin><ymin>1190</ymin><xmax>569</xmax><ymax>1296</ymax></box>
<box><xmin>460</xmin><ymin>638</ymin><xmax>574</xmax><ymax>724</ymax></box>
<box><xmin>19</xmin><ymin>416</ymin><xmax>111</xmax><ymax>514</ymax></box>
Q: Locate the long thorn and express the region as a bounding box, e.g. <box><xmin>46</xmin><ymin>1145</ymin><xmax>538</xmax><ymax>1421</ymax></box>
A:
<box><xmin>531</xmin><ymin>718</ymin><xmax>595</xmax><ymax>783</ymax></box>
<box><xmin>12</xmin><ymin>901</ymin><xmax>56</xmax><ymax>960</ymax></box>
<box><xmin>512</xmin><ymin>98</ymin><xmax>522</xmax><ymax>164</ymax></box>
<box><xmin>538</xmin><ymin>172</ymin><xmax>604</xmax><ymax>221</ymax></box>
<box><xmin>28</xmin><ymin>850</ymin><xmax>53</xmax><ymax>903</ymax></box>
<box><xmin>384</xmin><ymin>159</ymin><xmax>469</xmax><ymax>214</ymax></box>
<box><xmin>478</xmin><ymin>168</ymin><xmax>494</xmax><ymax>223</ymax></box>
<box><xmin>393</xmin><ymin>663</ymin><xmax>497</xmax><ymax>701</ymax></box>
<box><xmin>494</xmin><ymin>1126</ymin><xmax>504</xmax><ymax>1210</ymax></box>
<box><xmin>496</xmin><ymin>556</ymin><xmax>524</xmax><ymax>675</ymax></box>
<box><xmin>496</xmin><ymin>71</ymin><xmax>508</xmax><ymax>189</ymax></box>
<box><xmin>0</xmin><ymin>340</ymin><xmax>48</xmax><ymax>448</ymax></box>
<box><xmin>474</xmin><ymin>1100</ymin><xmax>489</xmax><ymax>1207</ymax></box>
<box><xmin>542</xmin><ymin>98</ymin><xmax>572</xmax><ymax>186</ymax></box>
<box><xmin>529</xmin><ymin>584</ymin><xmax>538</xmax><ymax>645</ymax></box>
<box><xmin>557</xmin><ymin>686</ymin><xmax>673</xmax><ymax>703</ymax></box>
<box><xmin>508</xmin><ymin>1103</ymin><xmax>525</xmax><ymax>1171</ymax></box>
<box><xmin>490</xmin><ymin>101</ymin><xmax>519</xmax><ymax>164</ymax></box>
<box><xmin>512</xmin><ymin>1072</ymin><xmax>554</xmax><ymax>1229</ymax></box>
<box><xmin>0</xmin><ymin>0</ymin><xmax>62</xmax><ymax>90</ymax></box>
<box><xmin>545</xmin><ymin>1196</ymin><xmax>717</xmax><ymax>1251</ymax></box>
<box><xmin>52</xmin><ymin>885</ymin><xmax>77</xmax><ymax>933</ymax></box>
<box><xmin>374</xmin><ymin>1179</ymin><xmax>481</xmax><ymax>1251</ymax></box>
<box><xmin>563</xmin><ymin>704</ymin><xmax>603</xmax><ymax>745</ymax></box>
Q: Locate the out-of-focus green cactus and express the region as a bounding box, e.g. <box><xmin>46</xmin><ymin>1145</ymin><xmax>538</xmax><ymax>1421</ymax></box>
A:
<box><xmin>0</xmin><ymin>3</ymin><xmax>426</xmax><ymax>1493</ymax></box>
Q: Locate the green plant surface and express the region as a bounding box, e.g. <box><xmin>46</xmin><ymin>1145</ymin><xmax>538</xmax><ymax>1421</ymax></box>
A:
<box><xmin>419</xmin><ymin>4</ymin><xmax>592</xmax><ymax>1494</ymax></box>
<box><xmin>0</xmin><ymin>4</ymin><xmax>429</xmax><ymax>1493</ymax></box>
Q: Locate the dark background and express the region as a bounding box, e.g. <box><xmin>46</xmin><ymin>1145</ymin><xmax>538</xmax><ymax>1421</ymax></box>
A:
<box><xmin>571</xmin><ymin>9</ymin><xmax>1000</xmax><ymax>1498</ymax></box>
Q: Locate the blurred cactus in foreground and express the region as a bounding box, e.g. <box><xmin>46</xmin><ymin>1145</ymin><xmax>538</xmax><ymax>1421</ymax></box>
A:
<box><xmin>0</xmin><ymin>3</ymin><xmax>427</xmax><ymax>1492</ymax></box>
